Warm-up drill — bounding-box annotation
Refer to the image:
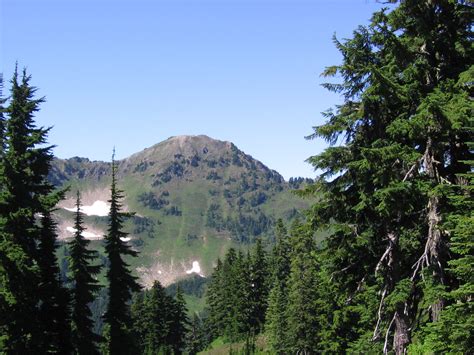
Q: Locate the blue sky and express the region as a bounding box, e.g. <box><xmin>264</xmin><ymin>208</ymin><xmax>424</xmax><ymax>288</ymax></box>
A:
<box><xmin>2</xmin><ymin>0</ymin><xmax>388</xmax><ymax>179</ymax></box>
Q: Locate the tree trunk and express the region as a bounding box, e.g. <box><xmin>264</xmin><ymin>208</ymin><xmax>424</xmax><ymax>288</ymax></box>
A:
<box><xmin>393</xmin><ymin>310</ymin><xmax>410</xmax><ymax>355</ymax></box>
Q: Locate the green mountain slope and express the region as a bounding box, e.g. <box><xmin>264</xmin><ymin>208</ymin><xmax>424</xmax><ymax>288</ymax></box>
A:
<box><xmin>50</xmin><ymin>135</ymin><xmax>309</xmax><ymax>286</ymax></box>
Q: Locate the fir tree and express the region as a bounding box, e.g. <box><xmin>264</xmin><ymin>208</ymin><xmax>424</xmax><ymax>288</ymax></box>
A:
<box><xmin>285</xmin><ymin>221</ymin><xmax>319</xmax><ymax>354</ymax></box>
<box><xmin>304</xmin><ymin>1</ymin><xmax>473</xmax><ymax>353</ymax></box>
<box><xmin>205</xmin><ymin>258</ymin><xmax>225</xmax><ymax>339</ymax></box>
<box><xmin>0</xmin><ymin>67</ymin><xmax>57</xmax><ymax>352</ymax></box>
<box><xmin>248</xmin><ymin>239</ymin><xmax>269</xmax><ymax>333</ymax></box>
<box><xmin>37</xmin><ymin>207</ymin><xmax>72</xmax><ymax>353</ymax></box>
<box><xmin>68</xmin><ymin>191</ymin><xmax>102</xmax><ymax>354</ymax></box>
<box><xmin>104</xmin><ymin>152</ymin><xmax>141</xmax><ymax>354</ymax></box>
<box><xmin>228</xmin><ymin>250</ymin><xmax>251</xmax><ymax>339</ymax></box>
<box><xmin>265</xmin><ymin>219</ymin><xmax>291</xmax><ymax>353</ymax></box>
<box><xmin>185</xmin><ymin>313</ymin><xmax>206</xmax><ymax>355</ymax></box>
<box><xmin>0</xmin><ymin>73</ymin><xmax>5</xmax><ymax>153</ymax></box>
<box><xmin>167</xmin><ymin>286</ymin><xmax>189</xmax><ymax>354</ymax></box>
<box><xmin>144</xmin><ymin>281</ymin><xmax>170</xmax><ymax>354</ymax></box>
<box><xmin>265</xmin><ymin>277</ymin><xmax>288</xmax><ymax>354</ymax></box>
<box><xmin>0</xmin><ymin>73</ymin><xmax>6</xmax><ymax>349</ymax></box>
<box><xmin>411</xmin><ymin>110</ymin><xmax>473</xmax><ymax>352</ymax></box>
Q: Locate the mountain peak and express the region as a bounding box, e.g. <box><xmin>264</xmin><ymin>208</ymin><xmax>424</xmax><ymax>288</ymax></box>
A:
<box><xmin>49</xmin><ymin>134</ymin><xmax>308</xmax><ymax>286</ymax></box>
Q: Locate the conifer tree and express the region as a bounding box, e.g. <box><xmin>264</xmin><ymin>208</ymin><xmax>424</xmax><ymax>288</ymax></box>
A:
<box><xmin>144</xmin><ymin>281</ymin><xmax>170</xmax><ymax>353</ymax></box>
<box><xmin>0</xmin><ymin>67</ymin><xmax>57</xmax><ymax>352</ymax></box>
<box><xmin>104</xmin><ymin>152</ymin><xmax>141</xmax><ymax>354</ymax></box>
<box><xmin>0</xmin><ymin>74</ymin><xmax>7</xmax><ymax>348</ymax></box>
<box><xmin>228</xmin><ymin>250</ymin><xmax>251</xmax><ymax>339</ymax></box>
<box><xmin>265</xmin><ymin>219</ymin><xmax>291</xmax><ymax>353</ymax></box>
<box><xmin>248</xmin><ymin>239</ymin><xmax>269</xmax><ymax>333</ymax></box>
<box><xmin>205</xmin><ymin>258</ymin><xmax>224</xmax><ymax>339</ymax></box>
<box><xmin>185</xmin><ymin>313</ymin><xmax>206</xmax><ymax>355</ymax></box>
<box><xmin>131</xmin><ymin>280</ymin><xmax>190</xmax><ymax>354</ymax></box>
<box><xmin>0</xmin><ymin>73</ymin><xmax>5</xmax><ymax>153</ymax></box>
<box><xmin>167</xmin><ymin>286</ymin><xmax>189</xmax><ymax>354</ymax></box>
<box><xmin>411</xmin><ymin>112</ymin><xmax>473</xmax><ymax>352</ymax></box>
<box><xmin>37</xmin><ymin>208</ymin><xmax>72</xmax><ymax>353</ymax></box>
<box><xmin>285</xmin><ymin>221</ymin><xmax>319</xmax><ymax>353</ymax></box>
<box><xmin>304</xmin><ymin>1</ymin><xmax>473</xmax><ymax>353</ymax></box>
<box><xmin>68</xmin><ymin>191</ymin><xmax>102</xmax><ymax>354</ymax></box>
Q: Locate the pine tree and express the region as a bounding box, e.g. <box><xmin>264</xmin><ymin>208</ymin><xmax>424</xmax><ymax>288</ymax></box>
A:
<box><xmin>285</xmin><ymin>221</ymin><xmax>319</xmax><ymax>354</ymax></box>
<box><xmin>411</xmin><ymin>109</ymin><xmax>474</xmax><ymax>352</ymax></box>
<box><xmin>0</xmin><ymin>67</ymin><xmax>58</xmax><ymax>352</ymax></box>
<box><xmin>248</xmin><ymin>239</ymin><xmax>269</xmax><ymax>333</ymax></box>
<box><xmin>265</xmin><ymin>277</ymin><xmax>288</xmax><ymax>354</ymax></box>
<box><xmin>167</xmin><ymin>286</ymin><xmax>189</xmax><ymax>354</ymax></box>
<box><xmin>304</xmin><ymin>1</ymin><xmax>473</xmax><ymax>353</ymax></box>
<box><xmin>37</xmin><ymin>207</ymin><xmax>72</xmax><ymax>353</ymax></box>
<box><xmin>205</xmin><ymin>258</ymin><xmax>225</xmax><ymax>339</ymax></box>
<box><xmin>206</xmin><ymin>248</ymin><xmax>253</xmax><ymax>342</ymax></box>
<box><xmin>228</xmin><ymin>250</ymin><xmax>251</xmax><ymax>339</ymax></box>
<box><xmin>185</xmin><ymin>313</ymin><xmax>206</xmax><ymax>355</ymax></box>
<box><xmin>131</xmin><ymin>280</ymin><xmax>177</xmax><ymax>354</ymax></box>
<box><xmin>0</xmin><ymin>73</ymin><xmax>5</xmax><ymax>153</ymax></box>
<box><xmin>265</xmin><ymin>219</ymin><xmax>291</xmax><ymax>353</ymax></box>
<box><xmin>0</xmin><ymin>73</ymin><xmax>7</xmax><ymax>349</ymax></box>
<box><xmin>104</xmin><ymin>152</ymin><xmax>141</xmax><ymax>354</ymax></box>
<box><xmin>68</xmin><ymin>191</ymin><xmax>102</xmax><ymax>354</ymax></box>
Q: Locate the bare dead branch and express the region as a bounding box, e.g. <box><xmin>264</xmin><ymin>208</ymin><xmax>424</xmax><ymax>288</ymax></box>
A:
<box><xmin>383</xmin><ymin>313</ymin><xmax>396</xmax><ymax>354</ymax></box>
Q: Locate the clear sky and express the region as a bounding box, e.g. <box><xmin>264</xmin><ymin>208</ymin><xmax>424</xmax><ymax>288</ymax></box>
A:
<box><xmin>2</xmin><ymin>0</ymin><xmax>388</xmax><ymax>179</ymax></box>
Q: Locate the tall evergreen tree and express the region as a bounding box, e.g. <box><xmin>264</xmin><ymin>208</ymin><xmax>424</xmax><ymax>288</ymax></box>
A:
<box><xmin>304</xmin><ymin>1</ymin><xmax>473</xmax><ymax>353</ymax></box>
<box><xmin>0</xmin><ymin>67</ymin><xmax>58</xmax><ymax>352</ymax></box>
<box><xmin>185</xmin><ymin>313</ymin><xmax>206</xmax><ymax>355</ymax></box>
<box><xmin>37</xmin><ymin>207</ymin><xmax>72</xmax><ymax>354</ymax></box>
<box><xmin>265</xmin><ymin>219</ymin><xmax>291</xmax><ymax>353</ymax></box>
<box><xmin>228</xmin><ymin>250</ymin><xmax>251</xmax><ymax>339</ymax></box>
<box><xmin>206</xmin><ymin>248</ymin><xmax>253</xmax><ymax>342</ymax></box>
<box><xmin>248</xmin><ymin>239</ymin><xmax>269</xmax><ymax>333</ymax></box>
<box><xmin>0</xmin><ymin>73</ymin><xmax>7</xmax><ymax>349</ymax></box>
<box><xmin>104</xmin><ymin>152</ymin><xmax>141</xmax><ymax>354</ymax></box>
<box><xmin>68</xmin><ymin>191</ymin><xmax>102</xmax><ymax>354</ymax></box>
<box><xmin>411</xmin><ymin>111</ymin><xmax>473</xmax><ymax>352</ymax></box>
<box><xmin>143</xmin><ymin>281</ymin><xmax>170</xmax><ymax>354</ymax></box>
<box><xmin>167</xmin><ymin>286</ymin><xmax>189</xmax><ymax>354</ymax></box>
<box><xmin>285</xmin><ymin>221</ymin><xmax>319</xmax><ymax>354</ymax></box>
<box><xmin>0</xmin><ymin>73</ymin><xmax>5</xmax><ymax>153</ymax></box>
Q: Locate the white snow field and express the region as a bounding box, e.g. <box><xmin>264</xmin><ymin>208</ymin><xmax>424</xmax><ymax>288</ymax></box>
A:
<box><xmin>64</xmin><ymin>200</ymin><xmax>110</xmax><ymax>216</ymax></box>
<box><xmin>186</xmin><ymin>261</ymin><xmax>204</xmax><ymax>277</ymax></box>
<box><xmin>65</xmin><ymin>227</ymin><xmax>132</xmax><ymax>242</ymax></box>
<box><xmin>66</xmin><ymin>226</ymin><xmax>102</xmax><ymax>240</ymax></box>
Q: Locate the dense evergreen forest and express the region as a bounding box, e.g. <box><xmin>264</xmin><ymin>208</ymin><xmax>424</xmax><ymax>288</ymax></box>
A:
<box><xmin>0</xmin><ymin>1</ymin><xmax>472</xmax><ymax>354</ymax></box>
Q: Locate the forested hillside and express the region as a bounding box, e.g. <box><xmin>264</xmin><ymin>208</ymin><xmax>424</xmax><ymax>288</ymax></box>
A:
<box><xmin>0</xmin><ymin>1</ymin><xmax>472</xmax><ymax>354</ymax></box>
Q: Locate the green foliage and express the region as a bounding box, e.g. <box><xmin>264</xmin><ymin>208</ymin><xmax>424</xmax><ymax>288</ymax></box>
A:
<box><xmin>68</xmin><ymin>191</ymin><xmax>102</xmax><ymax>354</ymax></box>
<box><xmin>285</xmin><ymin>222</ymin><xmax>320</xmax><ymax>354</ymax></box>
<box><xmin>37</xmin><ymin>209</ymin><xmax>72</xmax><ymax>353</ymax></box>
<box><xmin>248</xmin><ymin>239</ymin><xmax>269</xmax><ymax>333</ymax></box>
<box><xmin>104</xmin><ymin>154</ymin><xmax>141</xmax><ymax>354</ymax></box>
<box><xmin>0</xmin><ymin>67</ymin><xmax>68</xmax><ymax>352</ymax></box>
<box><xmin>302</xmin><ymin>1</ymin><xmax>474</xmax><ymax>353</ymax></box>
<box><xmin>166</xmin><ymin>274</ymin><xmax>209</xmax><ymax>299</ymax></box>
<box><xmin>131</xmin><ymin>281</ymin><xmax>189</xmax><ymax>354</ymax></box>
<box><xmin>265</xmin><ymin>219</ymin><xmax>291</xmax><ymax>353</ymax></box>
<box><xmin>185</xmin><ymin>313</ymin><xmax>207</xmax><ymax>354</ymax></box>
<box><xmin>206</xmin><ymin>242</ymin><xmax>271</xmax><ymax>344</ymax></box>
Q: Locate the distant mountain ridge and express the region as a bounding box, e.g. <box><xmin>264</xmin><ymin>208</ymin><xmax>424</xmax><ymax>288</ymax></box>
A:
<box><xmin>50</xmin><ymin>135</ymin><xmax>309</xmax><ymax>287</ymax></box>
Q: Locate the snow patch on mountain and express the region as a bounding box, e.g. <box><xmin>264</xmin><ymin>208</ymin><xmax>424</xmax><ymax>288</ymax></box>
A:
<box><xmin>186</xmin><ymin>261</ymin><xmax>204</xmax><ymax>277</ymax></box>
<box><xmin>65</xmin><ymin>226</ymin><xmax>131</xmax><ymax>242</ymax></box>
<box><xmin>66</xmin><ymin>226</ymin><xmax>102</xmax><ymax>240</ymax></box>
<box><xmin>64</xmin><ymin>200</ymin><xmax>110</xmax><ymax>216</ymax></box>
